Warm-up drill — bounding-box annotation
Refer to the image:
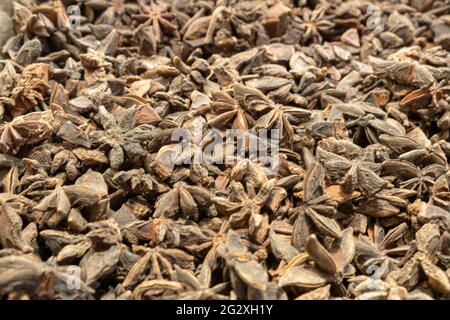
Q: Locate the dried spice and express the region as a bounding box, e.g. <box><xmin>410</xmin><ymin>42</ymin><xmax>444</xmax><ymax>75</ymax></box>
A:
<box><xmin>0</xmin><ymin>0</ymin><xmax>450</xmax><ymax>301</ymax></box>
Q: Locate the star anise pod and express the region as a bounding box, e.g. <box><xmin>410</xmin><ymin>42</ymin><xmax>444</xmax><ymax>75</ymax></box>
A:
<box><xmin>233</xmin><ymin>83</ymin><xmax>311</xmax><ymax>147</ymax></box>
<box><xmin>382</xmin><ymin>159</ymin><xmax>447</xmax><ymax>198</ymax></box>
<box><xmin>280</xmin><ymin>228</ymin><xmax>355</xmax><ymax>295</ymax></box>
<box><xmin>95</xmin><ymin>0</ymin><xmax>138</xmax><ymax>28</ymax></box>
<box><xmin>212</xmin><ymin>178</ymin><xmax>275</xmax><ymax>243</ymax></box>
<box><xmin>168</xmin><ymin>264</ymin><xmax>228</xmax><ymax>300</ymax></box>
<box><xmin>354</xmin><ymin>222</ymin><xmax>409</xmax><ymax>280</ymax></box>
<box><xmin>132</xmin><ymin>0</ymin><xmax>178</xmax><ymax>43</ymax></box>
<box><xmin>10</xmin><ymin>63</ymin><xmax>48</xmax><ymax>117</ymax></box>
<box><xmin>291</xmin><ymin>161</ymin><xmax>341</xmax><ymax>250</ymax></box>
<box><xmin>292</xmin><ymin>5</ymin><xmax>334</xmax><ymax>45</ymax></box>
<box><xmin>0</xmin><ymin>110</ymin><xmax>53</xmax><ymax>154</ymax></box>
<box><xmin>207</xmin><ymin>90</ymin><xmax>255</xmax><ymax>131</ymax></box>
<box><xmin>217</xmin><ymin>230</ymin><xmax>275</xmax><ymax>300</ymax></box>
<box><xmin>0</xmin><ymin>255</ymin><xmax>93</xmax><ymax>299</ymax></box>
<box><xmin>50</xmin><ymin>147</ymin><xmax>109</xmax><ymax>182</ymax></box>
<box><xmin>429</xmin><ymin>172</ymin><xmax>450</xmax><ymax>210</ymax></box>
<box><xmin>346</xmin><ymin>114</ymin><xmax>405</xmax><ymax>146</ymax></box>
<box><xmin>153</xmin><ymin>181</ymin><xmax>216</xmax><ymax>221</ymax></box>
<box><xmin>400</xmin><ymin>80</ymin><xmax>450</xmax><ymax>126</ymax></box>
<box><xmin>316</xmin><ymin>146</ymin><xmax>387</xmax><ymax>197</ymax></box>
<box><xmin>123</xmin><ymin>245</ymin><xmax>194</xmax><ymax>289</ymax></box>
<box><xmin>33</xmin><ymin>170</ymin><xmax>110</xmax><ymax>224</ymax></box>
<box><xmin>379</xmin><ymin>127</ymin><xmax>448</xmax><ymax>167</ymax></box>
<box><xmin>90</xmin><ymin>106</ymin><xmax>159</xmax><ymax>170</ymax></box>
<box><xmin>355</xmin><ymin>188</ymin><xmax>415</xmax><ymax>219</ymax></box>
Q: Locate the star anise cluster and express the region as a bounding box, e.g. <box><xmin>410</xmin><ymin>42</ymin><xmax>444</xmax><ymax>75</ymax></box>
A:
<box><xmin>0</xmin><ymin>0</ymin><xmax>450</xmax><ymax>301</ymax></box>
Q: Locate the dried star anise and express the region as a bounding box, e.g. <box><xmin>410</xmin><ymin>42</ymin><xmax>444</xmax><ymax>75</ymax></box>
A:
<box><xmin>1</xmin><ymin>0</ymin><xmax>450</xmax><ymax>302</ymax></box>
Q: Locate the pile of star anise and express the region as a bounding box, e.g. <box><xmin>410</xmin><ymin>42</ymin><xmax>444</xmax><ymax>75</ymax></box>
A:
<box><xmin>1</xmin><ymin>0</ymin><xmax>450</xmax><ymax>300</ymax></box>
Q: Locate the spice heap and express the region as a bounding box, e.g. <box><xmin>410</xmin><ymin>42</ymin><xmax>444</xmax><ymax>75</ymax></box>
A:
<box><xmin>1</xmin><ymin>0</ymin><xmax>450</xmax><ymax>300</ymax></box>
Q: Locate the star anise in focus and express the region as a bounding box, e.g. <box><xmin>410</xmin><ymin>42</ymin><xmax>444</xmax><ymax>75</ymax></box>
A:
<box><xmin>123</xmin><ymin>245</ymin><xmax>194</xmax><ymax>289</ymax></box>
<box><xmin>90</xmin><ymin>106</ymin><xmax>159</xmax><ymax>170</ymax></box>
<box><xmin>370</xmin><ymin>221</ymin><xmax>410</xmax><ymax>257</ymax></box>
<box><xmin>385</xmin><ymin>228</ymin><xmax>450</xmax><ymax>294</ymax></box>
<box><xmin>33</xmin><ymin>170</ymin><xmax>109</xmax><ymax>224</ymax></box>
<box><xmin>152</xmin><ymin>76</ymin><xmax>194</xmax><ymax>112</ymax></box>
<box><xmin>379</xmin><ymin>127</ymin><xmax>448</xmax><ymax>167</ymax></box>
<box><xmin>382</xmin><ymin>160</ymin><xmax>447</xmax><ymax>198</ymax></box>
<box><xmin>355</xmin><ymin>188</ymin><xmax>415</xmax><ymax>219</ymax></box>
<box><xmin>18</xmin><ymin>158</ymin><xmax>62</xmax><ymax>200</ymax></box>
<box><xmin>291</xmin><ymin>162</ymin><xmax>341</xmax><ymax>250</ymax></box>
<box><xmin>50</xmin><ymin>147</ymin><xmax>109</xmax><ymax>182</ymax></box>
<box><xmin>233</xmin><ymin>83</ymin><xmax>311</xmax><ymax>147</ymax></box>
<box><xmin>227</xmin><ymin>159</ymin><xmax>269</xmax><ymax>191</ymax></box>
<box><xmin>354</xmin><ymin>222</ymin><xmax>409</xmax><ymax>280</ymax></box>
<box><xmin>227</xmin><ymin>1</ymin><xmax>267</xmax><ymax>47</ymax></box>
<box><xmin>207</xmin><ymin>90</ymin><xmax>255</xmax><ymax>131</ymax></box>
<box><xmin>10</xmin><ymin>63</ymin><xmax>49</xmax><ymax>117</ymax></box>
<box><xmin>212</xmin><ymin>178</ymin><xmax>275</xmax><ymax>243</ymax></box>
<box><xmin>145</xmin><ymin>218</ymin><xmax>219</xmax><ymax>259</ymax></box>
<box><xmin>111</xmin><ymin>168</ymin><xmax>165</xmax><ymax>198</ymax></box>
<box><xmin>316</xmin><ymin>146</ymin><xmax>387</xmax><ymax>197</ymax></box>
<box><xmin>199</xmin><ymin>218</ymin><xmax>231</xmax><ymax>271</ymax></box>
<box><xmin>280</xmin><ymin>229</ymin><xmax>355</xmax><ymax>294</ymax></box>
<box><xmin>33</xmin><ymin>186</ymin><xmax>71</xmax><ymax>228</ymax></box>
<box><xmin>217</xmin><ymin>230</ymin><xmax>276</xmax><ymax>299</ymax></box>
<box><xmin>0</xmin><ymin>110</ymin><xmax>53</xmax><ymax>154</ymax></box>
<box><xmin>429</xmin><ymin>80</ymin><xmax>450</xmax><ymax>109</ymax></box>
<box><xmin>147</xmin><ymin>217</ymin><xmax>214</xmax><ymax>248</ymax></box>
<box><xmin>400</xmin><ymin>80</ymin><xmax>450</xmax><ymax>131</ymax></box>
<box><xmin>150</xmin><ymin>116</ymin><xmax>217</xmax><ymax>182</ymax></box>
<box><xmin>429</xmin><ymin>172</ymin><xmax>450</xmax><ymax>210</ymax></box>
<box><xmin>153</xmin><ymin>181</ymin><xmax>216</xmax><ymax>221</ymax></box>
